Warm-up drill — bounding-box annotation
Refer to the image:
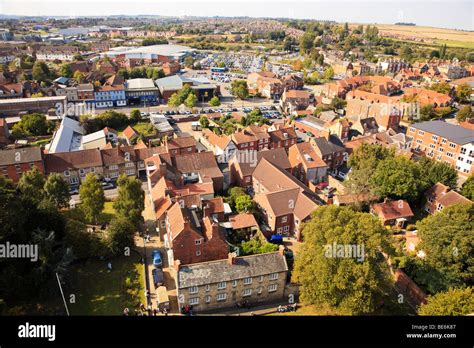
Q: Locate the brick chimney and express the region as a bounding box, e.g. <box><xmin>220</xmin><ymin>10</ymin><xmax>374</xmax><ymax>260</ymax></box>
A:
<box><xmin>228</xmin><ymin>252</ymin><xmax>237</xmax><ymax>265</ymax></box>
<box><xmin>278</xmin><ymin>245</ymin><xmax>285</xmax><ymax>256</ymax></box>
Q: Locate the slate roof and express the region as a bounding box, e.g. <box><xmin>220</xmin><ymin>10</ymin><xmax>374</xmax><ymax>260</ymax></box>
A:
<box><xmin>411</xmin><ymin>121</ymin><xmax>474</xmax><ymax>145</ymax></box>
<box><xmin>177</xmin><ymin>251</ymin><xmax>288</xmax><ymax>288</ymax></box>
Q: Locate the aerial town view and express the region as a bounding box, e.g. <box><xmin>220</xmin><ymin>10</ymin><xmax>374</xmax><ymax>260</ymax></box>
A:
<box><xmin>0</xmin><ymin>0</ymin><xmax>472</xmax><ymax>346</ymax></box>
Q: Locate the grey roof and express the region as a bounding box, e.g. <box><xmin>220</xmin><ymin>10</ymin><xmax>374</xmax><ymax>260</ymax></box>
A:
<box><xmin>47</xmin><ymin>117</ymin><xmax>85</xmax><ymax>153</ymax></box>
<box><xmin>412</xmin><ymin>120</ymin><xmax>474</xmax><ymax>145</ymax></box>
<box><xmin>77</xmin><ymin>83</ymin><xmax>94</xmax><ymax>92</ymax></box>
<box><xmin>0</xmin><ymin>146</ymin><xmax>43</xmax><ymax>165</ymax></box>
<box><xmin>311</xmin><ymin>137</ymin><xmax>346</xmax><ymax>156</ymax></box>
<box><xmin>125</xmin><ymin>78</ymin><xmax>158</xmax><ymax>91</ymax></box>
<box><xmin>155</xmin><ymin>75</ymin><xmax>183</xmax><ymax>92</ymax></box>
<box><xmin>155</xmin><ymin>75</ymin><xmax>216</xmax><ymax>92</ymax></box>
<box><xmin>177</xmin><ymin>252</ymin><xmax>288</xmax><ymax>288</ymax></box>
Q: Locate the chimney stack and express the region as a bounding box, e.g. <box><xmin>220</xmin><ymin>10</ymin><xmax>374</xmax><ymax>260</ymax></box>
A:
<box><xmin>228</xmin><ymin>252</ymin><xmax>237</xmax><ymax>265</ymax></box>
<box><xmin>278</xmin><ymin>245</ymin><xmax>285</xmax><ymax>256</ymax></box>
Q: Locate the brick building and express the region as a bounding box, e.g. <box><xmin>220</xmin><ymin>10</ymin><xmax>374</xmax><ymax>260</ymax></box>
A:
<box><xmin>0</xmin><ymin>147</ymin><xmax>44</xmax><ymax>182</ymax></box>
<box><xmin>176</xmin><ymin>250</ymin><xmax>288</xmax><ymax>312</ymax></box>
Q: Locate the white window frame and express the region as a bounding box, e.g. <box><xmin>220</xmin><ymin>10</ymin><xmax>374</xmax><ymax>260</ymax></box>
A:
<box><xmin>216</xmin><ymin>293</ymin><xmax>227</xmax><ymax>301</ymax></box>
<box><xmin>189</xmin><ymin>286</ymin><xmax>198</xmax><ymax>295</ymax></box>
<box><xmin>268</xmin><ymin>284</ymin><xmax>278</xmax><ymax>292</ymax></box>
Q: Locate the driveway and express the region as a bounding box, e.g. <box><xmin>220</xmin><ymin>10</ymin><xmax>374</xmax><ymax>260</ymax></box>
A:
<box><xmin>141</xmin><ymin>193</ymin><xmax>178</xmax><ymax>314</ymax></box>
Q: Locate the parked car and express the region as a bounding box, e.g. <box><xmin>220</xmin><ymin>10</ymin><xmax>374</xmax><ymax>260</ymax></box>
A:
<box><xmin>152</xmin><ymin>268</ymin><xmax>164</xmax><ymax>287</ymax></box>
<box><xmin>69</xmin><ymin>187</ymin><xmax>79</xmax><ymax>195</ymax></box>
<box><xmin>101</xmin><ymin>182</ymin><xmax>115</xmax><ymax>190</ymax></box>
<box><xmin>269</xmin><ymin>234</ymin><xmax>284</xmax><ymax>245</ymax></box>
<box><xmin>152</xmin><ymin>249</ymin><xmax>162</xmax><ymax>267</ymax></box>
<box><xmin>156</xmin><ymin>286</ymin><xmax>170</xmax><ymax>311</ymax></box>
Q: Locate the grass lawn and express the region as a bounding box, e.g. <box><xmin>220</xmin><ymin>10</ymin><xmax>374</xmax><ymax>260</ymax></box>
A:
<box><xmin>65</xmin><ymin>255</ymin><xmax>146</xmax><ymax>315</ymax></box>
<box><xmin>62</xmin><ymin>201</ymin><xmax>116</xmax><ymax>225</ymax></box>
<box><xmin>116</xmin><ymin>122</ymin><xmax>155</xmax><ymax>137</ymax></box>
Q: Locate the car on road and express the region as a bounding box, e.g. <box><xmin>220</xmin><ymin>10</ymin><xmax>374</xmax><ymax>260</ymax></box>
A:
<box><xmin>152</xmin><ymin>249</ymin><xmax>162</xmax><ymax>267</ymax></box>
<box><xmin>152</xmin><ymin>268</ymin><xmax>164</xmax><ymax>287</ymax></box>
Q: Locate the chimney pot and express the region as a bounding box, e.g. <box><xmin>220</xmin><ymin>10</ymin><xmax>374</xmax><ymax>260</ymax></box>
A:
<box><xmin>228</xmin><ymin>252</ymin><xmax>237</xmax><ymax>265</ymax></box>
<box><xmin>278</xmin><ymin>245</ymin><xmax>285</xmax><ymax>256</ymax></box>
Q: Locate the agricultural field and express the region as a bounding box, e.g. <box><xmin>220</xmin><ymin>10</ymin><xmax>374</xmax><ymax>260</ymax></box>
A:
<box><xmin>373</xmin><ymin>24</ymin><xmax>474</xmax><ymax>49</ymax></box>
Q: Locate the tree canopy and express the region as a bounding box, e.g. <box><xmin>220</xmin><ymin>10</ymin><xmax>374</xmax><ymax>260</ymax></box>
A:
<box><xmin>113</xmin><ymin>174</ymin><xmax>145</xmax><ymax>228</ymax></box>
<box><xmin>79</xmin><ymin>173</ymin><xmax>105</xmax><ymax>224</ymax></box>
<box><xmin>418</xmin><ymin>287</ymin><xmax>474</xmax><ymax>316</ymax></box>
<box><xmin>416</xmin><ymin>203</ymin><xmax>474</xmax><ymax>292</ymax></box>
<box><xmin>293</xmin><ymin>205</ymin><xmax>393</xmax><ymax>314</ymax></box>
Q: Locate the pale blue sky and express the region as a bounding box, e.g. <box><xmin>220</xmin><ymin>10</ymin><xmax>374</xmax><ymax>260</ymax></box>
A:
<box><xmin>0</xmin><ymin>0</ymin><xmax>473</xmax><ymax>31</ymax></box>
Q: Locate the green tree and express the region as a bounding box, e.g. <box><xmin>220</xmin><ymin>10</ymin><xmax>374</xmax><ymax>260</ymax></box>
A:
<box><xmin>32</xmin><ymin>61</ymin><xmax>51</xmax><ymax>82</ymax></box>
<box><xmin>11</xmin><ymin>113</ymin><xmax>50</xmax><ymax>138</ymax></box>
<box><xmin>208</xmin><ymin>96</ymin><xmax>221</xmax><ymax>106</ymax></box>
<box><xmin>418</xmin><ymin>287</ymin><xmax>474</xmax><ymax>316</ymax></box>
<box><xmin>323</xmin><ymin>67</ymin><xmax>334</xmax><ymax>80</ymax></box>
<box><xmin>129</xmin><ymin>109</ymin><xmax>142</xmax><ymax>123</ymax></box>
<box><xmin>346</xmin><ymin>144</ymin><xmax>393</xmax><ymax>196</ymax></box>
<box><xmin>293</xmin><ymin>205</ymin><xmax>393</xmax><ymax>315</ymax></box>
<box><xmin>107</xmin><ymin>217</ymin><xmax>136</xmax><ymax>255</ymax></box>
<box><xmin>370</xmin><ymin>155</ymin><xmax>426</xmax><ymax>201</ymax></box>
<box><xmin>44</xmin><ymin>173</ymin><xmax>71</xmax><ymax>208</ymax></box>
<box><xmin>456</xmin><ymin>106</ymin><xmax>473</xmax><ymax>122</ymax></box>
<box><xmin>184</xmin><ymin>92</ymin><xmax>198</xmax><ymax>108</ymax></box>
<box><xmin>167</xmin><ymin>92</ymin><xmax>181</xmax><ymax>107</ymax></box>
<box><xmin>73</xmin><ymin>70</ymin><xmax>85</xmax><ymax>83</ymax></box>
<box><xmin>64</xmin><ymin>219</ymin><xmax>100</xmax><ymax>260</ymax></box>
<box><xmin>199</xmin><ymin>116</ymin><xmax>210</xmax><ymax>129</ymax></box>
<box><xmin>240</xmin><ymin>238</ymin><xmax>278</xmax><ymax>256</ymax></box>
<box><xmin>231</xmin><ymin>80</ymin><xmax>249</xmax><ymax>100</ymax></box>
<box><xmin>59</xmin><ymin>63</ymin><xmax>72</xmax><ymax>78</ymax></box>
<box><xmin>330</xmin><ymin>96</ymin><xmax>346</xmax><ymax>110</ymax></box>
<box><xmin>418</xmin><ymin>157</ymin><xmax>458</xmax><ymax>189</ymax></box>
<box><xmin>299</xmin><ymin>32</ymin><xmax>316</xmax><ymax>54</ymax></box>
<box><xmin>17</xmin><ymin>167</ymin><xmax>45</xmax><ymax>204</ymax></box>
<box><xmin>226</xmin><ymin>186</ymin><xmax>247</xmax><ymax>208</ymax></box>
<box><xmin>79</xmin><ymin>173</ymin><xmax>105</xmax><ymax>224</ymax></box>
<box><xmin>461</xmin><ymin>175</ymin><xmax>474</xmax><ymax>200</ymax></box>
<box><xmin>184</xmin><ymin>56</ymin><xmax>194</xmax><ymax>69</ymax></box>
<box><xmin>417</xmin><ymin>204</ymin><xmax>474</xmax><ymax>292</ymax></box>
<box><xmin>113</xmin><ymin>174</ymin><xmax>145</xmax><ymax>227</ymax></box>
<box><xmin>235</xmin><ymin>194</ymin><xmax>254</xmax><ymax>213</ymax></box>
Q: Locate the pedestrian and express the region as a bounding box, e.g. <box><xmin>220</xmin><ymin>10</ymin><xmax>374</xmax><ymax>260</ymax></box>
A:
<box><xmin>123</xmin><ymin>308</ymin><xmax>129</xmax><ymax>316</ymax></box>
<box><xmin>153</xmin><ymin>309</ymin><xmax>158</xmax><ymax>316</ymax></box>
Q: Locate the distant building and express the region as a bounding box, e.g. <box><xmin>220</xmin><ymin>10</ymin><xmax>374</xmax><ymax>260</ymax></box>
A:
<box><xmin>125</xmin><ymin>78</ymin><xmax>159</xmax><ymax>106</ymax></box>
<box><xmin>155</xmin><ymin>75</ymin><xmax>218</xmax><ymax>103</ymax></box>
<box><xmin>36</xmin><ymin>45</ymin><xmax>79</xmax><ymax>61</ymax></box>
<box><xmin>0</xmin><ymin>147</ymin><xmax>44</xmax><ymax>182</ymax></box>
<box><xmin>407</xmin><ymin>120</ymin><xmax>474</xmax><ymax>177</ymax></box>
<box><xmin>424</xmin><ymin>182</ymin><xmax>472</xmax><ymax>214</ymax></box>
